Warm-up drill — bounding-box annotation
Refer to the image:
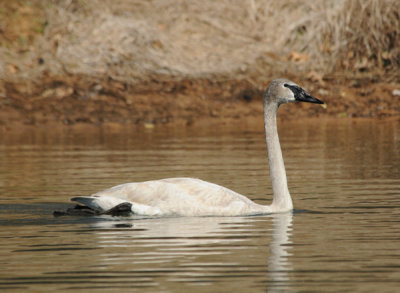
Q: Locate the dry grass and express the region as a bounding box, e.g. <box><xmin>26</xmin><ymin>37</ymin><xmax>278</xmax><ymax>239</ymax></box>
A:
<box><xmin>1</xmin><ymin>0</ymin><xmax>399</xmax><ymax>82</ymax></box>
<box><xmin>285</xmin><ymin>0</ymin><xmax>400</xmax><ymax>75</ymax></box>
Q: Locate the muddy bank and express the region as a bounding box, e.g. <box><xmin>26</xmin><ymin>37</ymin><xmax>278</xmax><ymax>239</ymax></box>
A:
<box><xmin>1</xmin><ymin>74</ymin><xmax>399</xmax><ymax>128</ymax></box>
<box><xmin>1</xmin><ymin>1</ymin><xmax>399</xmax><ymax>129</ymax></box>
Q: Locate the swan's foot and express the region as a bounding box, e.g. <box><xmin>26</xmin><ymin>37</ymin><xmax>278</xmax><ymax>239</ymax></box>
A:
<box><xmin>102</xmin><ymin>202</ymin><xmax>133</xmax><ymax>216</ymax></box>
<box><xmin>53</xmin><ymin>202</ymin><xmax>133</xmax><ymax>217</ymax></box>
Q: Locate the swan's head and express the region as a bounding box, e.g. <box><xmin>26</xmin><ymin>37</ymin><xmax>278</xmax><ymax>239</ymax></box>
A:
<box><xmin>265</xmin><ymin>78</ymin><xmax>324</xmax><ymax>105</ymax></box>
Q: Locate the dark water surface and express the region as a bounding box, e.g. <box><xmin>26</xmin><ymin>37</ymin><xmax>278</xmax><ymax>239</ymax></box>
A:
<box><xmin>0</xmin><ymin>119</ymin><xmax>399</xmax><ymax>292</ymax></box>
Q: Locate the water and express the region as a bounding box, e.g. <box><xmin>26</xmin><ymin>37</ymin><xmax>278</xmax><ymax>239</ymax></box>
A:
<box><xmin>0</xmin><ymin>119</ymin><xmax>400</xmax><ymax>292</ymax></box>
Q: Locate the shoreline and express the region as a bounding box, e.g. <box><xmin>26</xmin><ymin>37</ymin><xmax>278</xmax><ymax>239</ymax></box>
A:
<box><xmin>1</xmin><ymin>75</ymin><xmax>399</xmax><ymax>129</ymax></box>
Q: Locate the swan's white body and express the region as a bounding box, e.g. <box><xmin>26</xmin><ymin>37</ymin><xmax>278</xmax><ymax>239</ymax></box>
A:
<box><xmin>77</xmin><ymin>178</ymin><xmax>272</xmax><ymax>216</ymax></box>
<box><xmin>71</xmin><ymin>79</ymin><xmax>323</xmax><ymax>216</ymax></box>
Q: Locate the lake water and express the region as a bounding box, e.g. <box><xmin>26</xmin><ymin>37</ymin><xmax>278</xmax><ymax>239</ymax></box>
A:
<box><xmin>0</xmin><ymin>118</ymin><xmax>399</xmax><ymax>292</ymax></box>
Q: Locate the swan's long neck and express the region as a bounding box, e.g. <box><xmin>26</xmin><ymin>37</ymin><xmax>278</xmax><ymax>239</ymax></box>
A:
<box><xmin>264</xmin><ymin>101</ymin><xmax>293</xmax><ymax>212</ymax></box>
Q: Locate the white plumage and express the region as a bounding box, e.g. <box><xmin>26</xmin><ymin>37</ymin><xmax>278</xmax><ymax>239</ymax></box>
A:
<box><xmin>74</xmin><ymin>178</ymin><xmax>271</xmax><ymax>216</ymax></box>
<box><xmin>71</xmin><ymin>79</ymin><xmax>323</xmax><ymax>216</ymax></box>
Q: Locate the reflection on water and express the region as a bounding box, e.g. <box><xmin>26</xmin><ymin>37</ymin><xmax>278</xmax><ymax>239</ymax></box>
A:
<box><xmin>90</xmin><ymin>213</ymin><xmax>292</xmax><ymax>291</ymax></box>
<box><xmin>268</xmin><ymin>213</ymin><xmax>292</xmax><ymax>291</ymax></box>
<box><xmin>0</xmin><ymin>119</ymin><xmax>400</xmax><ymax>292</ymax></box>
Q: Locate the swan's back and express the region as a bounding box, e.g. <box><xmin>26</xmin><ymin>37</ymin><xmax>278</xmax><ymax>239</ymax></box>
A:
<box><xmin>72</xmin><ymin>178</ymin><xmax>270</xmax><ymax>216</ymax></box>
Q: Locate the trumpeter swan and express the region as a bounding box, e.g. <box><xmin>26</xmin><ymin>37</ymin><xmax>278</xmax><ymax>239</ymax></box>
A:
<box><xmin>70</xmin><ymin>79</ymin><xmax>323</xmax><ymax>216</ymax></box>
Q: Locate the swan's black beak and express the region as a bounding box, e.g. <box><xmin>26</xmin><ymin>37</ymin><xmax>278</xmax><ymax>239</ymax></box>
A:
<box><xmin>284</xmin><ymin>84</ymin><xmax>324</xmax><ymax>104</ymax></box>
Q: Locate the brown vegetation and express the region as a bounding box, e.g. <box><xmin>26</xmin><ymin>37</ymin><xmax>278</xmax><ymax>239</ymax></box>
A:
<box><xmin>0</xmin><ymin>0</ymin><xmax>399</xmax><ymax>127</ymax></box>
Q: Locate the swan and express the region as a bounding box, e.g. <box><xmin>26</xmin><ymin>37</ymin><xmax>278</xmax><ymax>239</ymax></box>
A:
<box><xmin>69</xmin><ymin>79</ymin><xmax>323</xmax><ymax>217</ymax></box>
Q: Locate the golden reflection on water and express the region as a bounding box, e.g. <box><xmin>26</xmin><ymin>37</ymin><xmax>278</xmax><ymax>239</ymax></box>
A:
<box><xmin>0</xmin><ymin>118</ymin><xmax>400</xmax><ymax>292</ymax></box>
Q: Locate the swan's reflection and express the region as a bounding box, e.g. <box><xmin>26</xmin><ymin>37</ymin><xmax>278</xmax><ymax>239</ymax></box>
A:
<box><xmin>87</xmin><ymin>213</ymin><xmax>293</xmax><ymax>289</ymax></box>
<box><xmin>90</xmin><ymin>216</ymin><xmax>252</xmax><ymax>247</ymax></box>
<box><xmin>268</xmin><ymin>212</ymin><xmax>293</xmax><ymax>291</ymax></box>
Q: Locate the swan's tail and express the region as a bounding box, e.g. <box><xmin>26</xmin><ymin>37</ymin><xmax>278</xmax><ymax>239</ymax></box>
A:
<box><xmin>71</xmin><ymin>196</ymin><xmax>102</xmax><ymax>211</ymax></box>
